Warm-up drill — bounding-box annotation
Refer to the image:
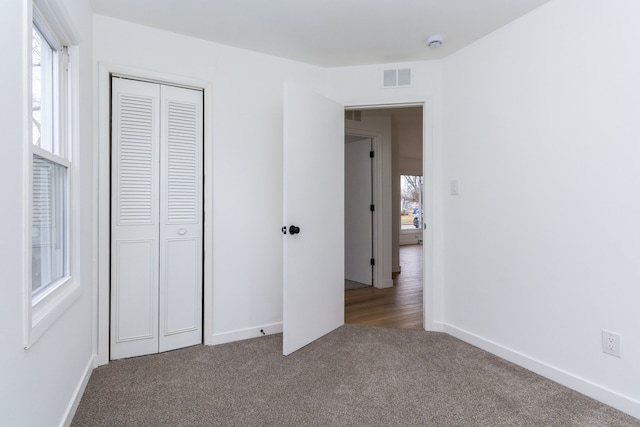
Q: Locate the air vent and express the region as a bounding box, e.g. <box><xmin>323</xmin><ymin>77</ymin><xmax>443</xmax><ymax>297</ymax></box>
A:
<box><xmin>345</xmin><ymin>110</ymin><xmax>362</xmax><ymax>121</ymax></box>
<box><xmin>382</xmin><ymin>67</ymin><xmax>412</xmax><ymax>88</ymax></box>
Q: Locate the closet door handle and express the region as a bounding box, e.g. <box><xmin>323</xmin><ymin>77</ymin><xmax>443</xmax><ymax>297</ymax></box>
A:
<box><xmin>178</xmin><ymin>228</ymin><xmax>186</xmax><ymax>235</ymax></box>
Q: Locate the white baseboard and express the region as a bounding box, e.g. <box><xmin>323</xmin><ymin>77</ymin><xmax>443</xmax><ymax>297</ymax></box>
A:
<box><xmin>208</xmin><ymin>322</ymin><xmax>283</xmax><ymax>345</ymax></box>
<box><xmin>375</xmin><ymin>279</ymin><xmax>394</xmax><ymax>289</ymax></box>
<box><xmin>424</xmin><ymin>321</ymin><xmax>445</xmax><ymax>333</ymax></box>
<box><xmin>61</xmin><ymin>354</ymin><xmax>96</xmax><ymax>427</ymax></box>
<box><xmin>444</xmin><ymin>324</ymin><xmax>640</xmax><ymax>420</ymax></box>
<box><xmin>400</xmin><ymin>230</ymin><xmax>423</xmax><ymax>246</ymax></box>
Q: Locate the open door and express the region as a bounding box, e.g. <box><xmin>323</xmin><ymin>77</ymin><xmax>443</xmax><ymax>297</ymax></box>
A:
<box><xmin>283</xmin><ymin>82</ymin><xmax>344</xmax><ymax>355</ymax></box>
<box><xmin>345</xmin><ymin>137</ymin><xmax>373</xmax><ymax>286</ymax></box>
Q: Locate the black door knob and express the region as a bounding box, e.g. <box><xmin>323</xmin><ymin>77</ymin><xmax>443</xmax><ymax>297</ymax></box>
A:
<box><xmin>289</xmin><ymin>225</ymin><xmax>300</xmax><ymax>235</ymax></box>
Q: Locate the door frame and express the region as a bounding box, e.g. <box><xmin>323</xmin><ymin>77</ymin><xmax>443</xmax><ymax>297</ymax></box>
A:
<box><xmin>345</xmin><ymin>100</ymin><xmax>437</xmax><ymax>331</ymax></box>
<box><xmin>96</xmin><ymin>63</ymin><xmax>214</xmax><ymax>365</ymax></box>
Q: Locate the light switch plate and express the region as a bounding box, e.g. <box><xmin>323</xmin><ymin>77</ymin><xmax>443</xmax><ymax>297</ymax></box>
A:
<box><xmin>450</xmin><ymin>179</ymin><xmax>460</xmax><ymax>195</ymax></box>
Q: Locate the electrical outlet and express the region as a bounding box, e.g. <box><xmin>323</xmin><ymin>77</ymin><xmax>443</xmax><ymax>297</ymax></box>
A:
<box><xmin>602</xmin><ymin>330</ymin><xmax>621</xmax><ymax>357</ymax></box>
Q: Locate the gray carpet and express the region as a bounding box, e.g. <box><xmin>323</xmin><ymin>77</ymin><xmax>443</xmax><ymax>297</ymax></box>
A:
<box><xmin>72</xmin><ymin>325</ymin><xmax>639</xmax><ymax>426</ymax></box>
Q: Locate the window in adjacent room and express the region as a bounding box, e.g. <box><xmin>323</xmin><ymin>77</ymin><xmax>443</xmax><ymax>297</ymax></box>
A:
<box><xmin>400</xmin><ymin>174</ymin><xmax>424</xmax><ymax>230</ymax></box>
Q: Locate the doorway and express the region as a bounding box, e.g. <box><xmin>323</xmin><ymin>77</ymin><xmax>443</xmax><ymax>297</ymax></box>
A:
<box><xmin>109</xmin><ymin>76</ymin><xmax>204</xmax><ymax>359</ymax></box>
<box><xmin>344</xmin><ymin>106</ymin><xmax>424</xmax><ymax>330</ymax></box>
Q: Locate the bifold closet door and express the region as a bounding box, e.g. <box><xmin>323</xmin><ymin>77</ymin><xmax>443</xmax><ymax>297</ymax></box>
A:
<box><xmin>111</xmin><ymin>77</ymin><xmax>202</xmax><ymax>360</ymax></box>
<box><xmin>158</xmin><ymin>84</ymin><xmax>203</xmax><ymax>353</ymax></box>
<box><xmin>111</xmin><ymin>78</ymin><xmax>161</xmax><ymax>359</ymax></box>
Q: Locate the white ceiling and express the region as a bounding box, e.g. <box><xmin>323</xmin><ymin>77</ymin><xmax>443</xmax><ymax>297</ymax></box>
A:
<box><xmin>91</xmin><ymin>0</ymin><xmax>551</xmax><ymax>67</ymax></box>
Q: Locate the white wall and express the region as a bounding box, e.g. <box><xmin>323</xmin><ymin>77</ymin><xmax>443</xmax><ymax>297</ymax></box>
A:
<box><xmin>0</xmin><ymin>0</ymin><xmax>94</xmax><ymax>425</ymax></box>
<box><xmin>93</xmin><ymin>15</ymin><xmax>326</xmax><ymax>344</ymax></box>
<box><xmin>442</xmin><ymin>0</ymin><xmax>640</xmax><ymax>416</ymax></box>
<box><xmin>392</xmin><ymin>122</ymin><xmax>400</xmax><ymax>270</ymax></box>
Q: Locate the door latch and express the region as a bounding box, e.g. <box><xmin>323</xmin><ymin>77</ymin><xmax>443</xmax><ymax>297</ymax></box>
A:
<box><xmin>283</xmin><ymin>225</ymin><xmax>301</xmax><ymax>235</ymax></box>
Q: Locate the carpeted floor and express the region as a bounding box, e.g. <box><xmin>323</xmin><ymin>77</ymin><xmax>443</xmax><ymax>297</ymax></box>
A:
<box><xmin>72</xmin><ymin>325</ymin><xmax>639</xmax><ymax>426</ymax></box>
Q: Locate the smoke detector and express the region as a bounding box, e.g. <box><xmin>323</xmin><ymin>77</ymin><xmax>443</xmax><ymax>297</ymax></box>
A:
<box><xmin>426</xmin><ymin>34</ymin><xmax>444</xmax><ymax>48</ymax></box>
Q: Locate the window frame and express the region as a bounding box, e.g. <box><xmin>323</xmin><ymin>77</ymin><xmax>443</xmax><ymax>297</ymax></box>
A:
<box><xmin>24</xmin><ymin>0</ymin><xmax>80</xmax><ymax>349</ymax></box>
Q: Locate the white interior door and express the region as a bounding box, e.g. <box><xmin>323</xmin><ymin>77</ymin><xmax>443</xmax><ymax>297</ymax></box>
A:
<box><xmin>111</xmin><ymin>77</ymin><xmax>202</xmax><ymax>359</ymax></box>
<box><xmin>283</xmin><ymin>82</ymin><xmax>344</xmax><ymax>355</ymax></box>
<box><xmin>345</xmin><ymin>137</ymin><xmax>373</xmax><ymax>286</ymax></box>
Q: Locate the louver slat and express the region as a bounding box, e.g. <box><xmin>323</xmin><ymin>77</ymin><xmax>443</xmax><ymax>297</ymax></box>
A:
<box><xmin>118</xmin><ymin>94</ymin><xmax>154</xmax><ymax>224</ymax></box>
<box><xmin>166</xmin><ymin>101</ymin><xmax>198</xmax><ymax>223</ymax></box>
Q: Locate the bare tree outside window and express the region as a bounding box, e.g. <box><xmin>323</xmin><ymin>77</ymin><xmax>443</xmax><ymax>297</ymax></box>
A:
<box><xmin>32</xmin><ymin>27</ymin><xmax>43</xmax><ymax>147</ymax></box>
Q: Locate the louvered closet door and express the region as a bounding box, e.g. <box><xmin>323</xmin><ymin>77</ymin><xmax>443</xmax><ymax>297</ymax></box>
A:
<box><xmin>159</xmin><ymin>85</ymin><xmax>203</xmax><ymax>353</ymax></box>
<box><xmin>111</xmin><ymin>78</ymin><xmax>161</xmax><ymax>359</ymax></box>
<box><xmin>111</xmin><ymin>78</ymin><xmax>203</xmax><ymax>359</ymax></box>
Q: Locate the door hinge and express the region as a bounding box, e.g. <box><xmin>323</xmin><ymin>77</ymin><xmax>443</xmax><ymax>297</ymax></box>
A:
<box><xmin>370</xmin><ymin>204</ymin><xmax>375</xmax><ymax>212</ymax></box>
<box><xmin>370</xmin><ymin>258</ymin><xmax>375</xmax><ymax>266</ymax></box>
<box><xmin>369</xmin><ymin>151</ymin><xmax>375</xmax><ymax>158</ymax></box>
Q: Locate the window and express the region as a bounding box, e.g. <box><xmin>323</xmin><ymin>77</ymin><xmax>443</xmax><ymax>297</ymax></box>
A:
<box><xmin>26</xmin><ymin>0</ymin><xmax>78</xmax><ymax>347</ymax></box>
<box><xmin>400</xmin><ymin>174</ymin><xmax>424</xmax><ymax>230</ymax></box>
<box><xmin>31</xmin><ymin>22</ymin><xmax>70</xmax><ymax>300</ymax></box>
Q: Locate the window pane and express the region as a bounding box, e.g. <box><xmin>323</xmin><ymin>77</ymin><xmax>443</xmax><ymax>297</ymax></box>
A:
<box><xmin>32</xmin><ymin>155</ymin><xmax>67</xmax><ymax>295</ymax></box>
<box><xmin>400</xmin><ymin>175</ymin><xmax>423</xmax><ymax>230</ymax></box>
<box><xmin>32</xmin><ymin>26</ymin><xmax>55</xmax><ymax>152</ymax></box>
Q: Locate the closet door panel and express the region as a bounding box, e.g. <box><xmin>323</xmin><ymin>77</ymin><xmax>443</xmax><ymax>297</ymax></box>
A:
<box><xmin>159</xmin><ymin>85</ymin><xmax>203</xmax><ymax>352</ymax></box>
<box><xmin>113</xmin><ymin>240</ymin><xmax>156</xmax><ymax>340</ymax></box>
<box><xmin>110</xmin><ymin>78</ymin><xmax>161</xmax><ymax>360</ymax></box>
<box><xmin>162</xmin><ymin>238</ymin><xmax>200</xmax><ymax>343</ymax></box>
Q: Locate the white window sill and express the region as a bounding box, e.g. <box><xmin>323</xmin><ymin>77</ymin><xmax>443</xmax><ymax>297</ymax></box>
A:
<box><xmin>26</xmin><ymin>277</ymin><xmax>81</xmax><ymax>349</ymax></box>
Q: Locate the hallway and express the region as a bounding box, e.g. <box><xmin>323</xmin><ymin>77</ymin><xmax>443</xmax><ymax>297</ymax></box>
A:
<box><xmin>345</xmin><ymin>244</ymin><xmax>423</xmax><ymax>330</ymax></box>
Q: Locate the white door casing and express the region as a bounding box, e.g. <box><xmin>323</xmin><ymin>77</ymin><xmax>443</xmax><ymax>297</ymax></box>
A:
<box><xmin>283</xmin><ymin>82</ymin><xmax>344</xmax><ymax>356</ymax></box>
<box><xmin>111</xmin><ymin>77</ymin><xmax>203</xmax><ymax>359</ymax></box>
<box><xmin>345</xmin><ymin>137</ymin><xmax>372</xmax><ymax>286</ymax></box>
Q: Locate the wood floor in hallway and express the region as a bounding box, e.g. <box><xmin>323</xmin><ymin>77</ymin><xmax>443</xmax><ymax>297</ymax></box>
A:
<box><xmin>345</xmin><ymin>244</ymin><xmax>423</xmax><ymax>330</ymax></box>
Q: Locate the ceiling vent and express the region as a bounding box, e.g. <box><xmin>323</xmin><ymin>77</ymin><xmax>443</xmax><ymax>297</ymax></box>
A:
<box><xmin>382</xmin><ymin>67</ymin><xmax>412</xmax><ymax>88</ymax></box>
